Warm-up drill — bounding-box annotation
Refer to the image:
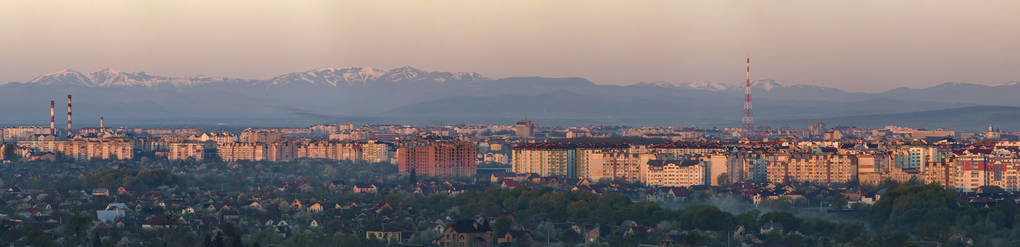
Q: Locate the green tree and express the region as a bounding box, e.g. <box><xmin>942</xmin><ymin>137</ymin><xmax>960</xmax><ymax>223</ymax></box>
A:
<box><xmin>339</xmin><ymin>234</ymin><xmax>362</xmax><ymax>247</ymax></box>
<box><xmin>869</xmin><ymin>184</ymin><xmax>957</xmax><ymax>231</ymax></box>
<box><xmin>494</xmin><ymin>216</ymin><xmax>513</xmax><ymax>233</ymax></box>
<box><xmin>212</xmin><ymin>233</ymin><xmax>226</xmax><ymax>247</ymax></box>
<box><xmin>829</xmin><ymin>194</ymin><xmax>849</xmax><ymax>210</ymax></box>
<box><xmin>681</xmin><ymin>231</ymin><xmax>706</xmax><ymax>246</ymax></box>
<box><xmin>992</xmin><ymin>199</ymin><xmax>1017</xmax><ymax>228</ymax></box>
<box><xmin>717</xmin><ymin>172</ymin><xmax>730</xmax><ymax>187</ymax></box>
<box><xmin>251</xmin><ymin>230</ymin><xmax>283</xmax><ymax>246</ymax></box>
<box><xmin>92</xmin><ymin>232</ymin><xmax>102</xmax><ymax>247</ymax></box>
<box><xmin>561</xmin><ymin>229</ymin><xmax>582</xmax><ymax>247</ymax></box>
<box><xmin>676</xmin><ymin>205</ymin><xmax>735</xmax><ymax>231</ymax></box>
<box><xmin>838</xmin><ymin>222</ymin><xmax>867</xmax><ymax>243</ymax></box>
<box><xmin>512</xmin><ymin>236</ymin><xmax>533</xmax><ymax>247</ymax></box>
<box><xmin>759</xmin><ymin>211</ymin><xmax>801</xmax><ymax>232</ymax></box>
<box><xmin>917</xmin><ymin>223</ymin><xmax>949</xmax><ymax>242</ymax></box>
<box><xmin>64</xmin><ymin>212</ymin><xmax>94</xmax><ymax>246</ymax></box>
<box><xmin>1</xmin><ymin>143</ymin><xmax>17</xmax><ymax>161</ymax></box>
<box><xmin>26</xmin><ymin>229</ymin><xmax>55</xmax><ymax>247</ymax></box>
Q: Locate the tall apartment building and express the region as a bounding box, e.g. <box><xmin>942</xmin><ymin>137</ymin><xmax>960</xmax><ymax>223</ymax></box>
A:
<box><xmin>512</xmin><ymin>143</ymin><xmax>631</xmax><ymax>178</ymax></box>
<box><xmin>954</xmin><ymin>153</ymin><xmax>1020</xmax><ymax>192</ymax></box>
<box><xmin>514</xmin><ymin>120</ymin><xmax>535</xmax><ymax>138</ymax></box>
<box><xmin>766</xmin><ymin>154</ymin><xmax>856</xmax><ymax>184</ymax></box>
<box><xmin>513</xmin><ymin>144</ymin><xmax>577</xmax><ymax>177</ymax></box>
<box><xmin>269</xmin><ymin>142</ymin><xmax>299</xmax><ymax>162</ymax></box>
<box><xmin>298</xmin><ymin>141</ymin><xmax>331</xmax><ymax>160</ymax></box>
<box><xmin>706</xmin><ymin>154</ymin><xmax>729</xmax><ymax>186</ymax></box>
<box><xmin>218</xmin><ymin>143</ymin><xmax>267</xmax><ymax>161</ymax></box>
<box><xmin>168</xmin><ymin>143</ymin><xmax>207</xmax><ymax>161</ymax></box>
<box><xmin>722</xmin><ymin>153</ymin><xmax>766</xmax><ymax>183</ymax></box>
<box><xmin>576</xmin><ymin>148</ymin><xmax>602</xmax><ymax>179</ymax></box>
<box><xmin>641</xmin><ymin>159</ymin><xmax>706</xmax><ymax>187</ymax></box>
<box><xmin>891</xmin><ymin>146</ymin><xmax>944</xmax><ymax>171</ymax></box>
<box><xmin>593</xmin><ymin>151</ymin><xmax>656</xmax><ymax>181</ymax></box>
<box><xmin>335</xmin><ymin>142</ymin><xmax>363</xmax><ymax>161</ymax></box>
<box><xmin>856</xmin><ymin>154</ymin><xmax>880</xmax><ymax>185</ymax></box>
<box><xmin>922</xmin><ymin>161</ymin><xmax>957</xmax><ymax>188</ymax></box>
<box><xmin>397</xmin><ymin>141</ymin><xmax>476</xmax><ymax>177</ymax></box>
<box><xmin>360</xmin><ymin>140</ymin><xmax>390</xmax><ymax>163</ymax></box>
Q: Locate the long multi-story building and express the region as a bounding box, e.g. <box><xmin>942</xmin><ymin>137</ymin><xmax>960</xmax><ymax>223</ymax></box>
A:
<box><xmin>239</xmin><ymin>129</ymin><xmax>283</xmax><ymax>143</ymax></box>
<box><xmin>190</xmin><ymin>132</ymin><xmax>237</xmax><ymax>144</ymax></box>
<box><xmin>360</xmin><ymin>141</ymin><xmax>390</xmax><ymax>163</ymax></box>
<box><xmin>207</xmin><ymin>140</ymin><xmax>391</xmax><ymax>163</ymax></box>
<box><xmin>953</xmin><ymin>150</ymin><xmax>1020</xmax><ymax>192</ymax></box>
<box><xmin>2</xmin><ymin>126</ymin><xmax>50</xmax><ymax>142</ymax></box>
<box><xmin>298</xmin><ymin>141</ymin><xmax>331</xmax><ymax>160</ymax></box>
<box><xmin>18</xmin><ymin>138</ymin><xmax>133</xmax><ymax>160</ymax></box>
<box><xmin>766</xmin><ymin>153</ymin><xmax>856</xmax><ymax>184</ymax></box>
<box><xmin>857</xmin><ymin>154</ymin><xmax>895</xmax><ymax>186</ymax></box>
<box><xmin>513</xmin><ymin>143</ymin><xmax>577</xmax><ymax>177</ymax></box>
<box><xmin>218</xmin><ymin>142</ymin><xmax>267</xmax><ymax>161</ymax></box>
<box><xmin>269</xmin><ymin>142</ymin><xmax>299</xmax><ymax>162</ymax></box>
<box><xmin>641</xmin><ymin>159</ymin><xmax>706</xmax><ymax>187</ymax></box>
<box><xmin>593</xmin><ymin>151</ymin><xmax>656</xmax><ymax>181</ymax></box>
<box><xmin>168</xmin><ymin>142</ymin><xmax>207</xmax><ymax>161</ymax></box>
<box><xmin>397</xmin><ymin>141</ymin><xmax>476</xmax><ymax>177</ymax></box>
<box><xmin>291</xmin><ymin>140</ymin><xmax>389</xmax><ymax>163</ymax></box>
<box><xmin>512</xmin><ymin>143</ymin><xmax>631</xmax><ymax>178</ymax></box>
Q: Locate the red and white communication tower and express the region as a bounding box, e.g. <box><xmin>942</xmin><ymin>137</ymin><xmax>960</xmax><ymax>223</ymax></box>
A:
<box><xmin>742</xmin><ymin>57</ymin><xmax>754</xmax><ymax>135</ymax></box>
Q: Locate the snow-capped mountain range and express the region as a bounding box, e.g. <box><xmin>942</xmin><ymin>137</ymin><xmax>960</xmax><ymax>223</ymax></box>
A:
<box><xmin>13</xmin><ymin>66</ymin><xmax>827</xmax><ymax>93</ymax></box>
<box><xmin>26</xmin><ymin>68</ymin><xmax>222</xmax><ymax>88</ymax></box>
<box><xmin>268</xmin><ymin>66</ymin><xmax>486</xmax><ymax>87</ymax></box>
<box><xmin>25</xmin><ymin>66</ymin><xmax>1016</xmax><ymax>96</ymax></box>
<box><xmin>17</xmin><ymin>66</ymin><xmax>488</xmax><ymax>88</ymax></box>
<box><xmin>2</xmin><ymin>66</ymin><xmax>1019</xmax><ymax>130</ymax></box>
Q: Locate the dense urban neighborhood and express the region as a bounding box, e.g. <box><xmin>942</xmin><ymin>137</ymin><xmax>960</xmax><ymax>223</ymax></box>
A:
<box><xmin>3</xmin><ymin>121</ymin><xmax>1020</xmax><ymax>246</ymax></box>
<box><xmin>6</xmin><ymin>1</ymin><xmax>1018</xmax><ymax>246</ymax></box>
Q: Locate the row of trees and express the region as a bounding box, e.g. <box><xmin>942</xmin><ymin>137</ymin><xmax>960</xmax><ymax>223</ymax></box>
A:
<box><xmin>84</xmin><ymin>168</ymin><xmax>188</xmax><ymax>190</ymax></box>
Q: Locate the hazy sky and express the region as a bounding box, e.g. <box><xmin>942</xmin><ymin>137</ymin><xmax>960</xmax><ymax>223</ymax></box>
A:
<box><xmin>2</xmin><ymin>0</ymin><xmax>1018</xmax><ymax>92</ymax></box>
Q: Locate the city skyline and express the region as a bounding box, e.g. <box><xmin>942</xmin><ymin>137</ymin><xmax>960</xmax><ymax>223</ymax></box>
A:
<box><xmin>3</xmin><ymin>0</ymin><xmax>1020</xmax><ymax>92</ymax></box>
<box><xmin>5</xmin><ymin>1</ymin><xmax>1020</xmax><ymax>246</ymax></box>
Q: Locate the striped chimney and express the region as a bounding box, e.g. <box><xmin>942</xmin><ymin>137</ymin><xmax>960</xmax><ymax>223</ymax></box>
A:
<box><xmin>50</xmin><ymin>100</ymin><xmax>55</xmax><ymax>135</ymax></box>
<box><xmin>67</xmin><ymin>94</ymin><xmax>72</xmax><ymax>138</ymax></box>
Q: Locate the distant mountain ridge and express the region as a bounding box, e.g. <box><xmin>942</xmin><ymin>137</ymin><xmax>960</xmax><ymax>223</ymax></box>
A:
<box><xmin>769</xmin><ymin>105</ymin><xmax>1020</xmax><ymax>131</ymax></box>
<box><xmin>1</xmin><ymin>67</ymin><xmax>1018</xmax><ymax>130</ymax></box>
<box><xmin>267</xmin><ymin>66</ymin><xmax>486</xmax><ymax>87</ymax></box>
<box><xmin>16</xmin><ymin>66</ymin><xmax>487</xmax><ymax>88</ymax></box>
<box><xmin>25</xmin><ymin>68</ymin><xmax>226</xmax><ymax>88</ymax></box>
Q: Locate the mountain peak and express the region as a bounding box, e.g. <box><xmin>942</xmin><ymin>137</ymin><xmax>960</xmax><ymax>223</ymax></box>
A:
<box><xmin>687</xmin><ymin>81</ymin><xmax>730</xmax><ymax>91</ymax></box>
<box><xmin>28</xmin><ymin>69</ymin><xmax>90</xmax><ymax>86</ymax></box>
<box><xmin>752</xmin><ymin>79</ymin><xmax>781</xmax><ymax>91</ymax></box>
<box><xmin>379</xmin><ymin>66</ymin><xmax>426</xmax><ymax>81</ymax></box>
<box><xmin>269</xmin><ymin>66</ymin><xmax>484</xmax><ymax>86</ymax></box>
<box><xmin>25</xmin><ymin>68</ymin><xmax>222</xmax><ymax>87</ymax></box>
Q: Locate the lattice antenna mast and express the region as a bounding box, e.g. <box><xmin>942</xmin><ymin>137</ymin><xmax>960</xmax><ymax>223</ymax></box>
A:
<box><xmin>742</xmin><ymin>57</ymin><xmax>754</xmax><ymax>135</ymax></box>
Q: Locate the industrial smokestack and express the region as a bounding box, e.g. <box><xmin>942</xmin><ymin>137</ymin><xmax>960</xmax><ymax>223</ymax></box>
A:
<box><xmin>100</xmin><ymin>117</ymin><xmax>104</xmax><ymax>129</ymax></box>
<box><xmin>67</xmin><ymin>94</ymin><xmax>72</xmax><ymax>138</ymax></box>
<box><xmin>50</xmin><ymin>100</ymin><xmax>55</xmax><ymax>135</ymax></box>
